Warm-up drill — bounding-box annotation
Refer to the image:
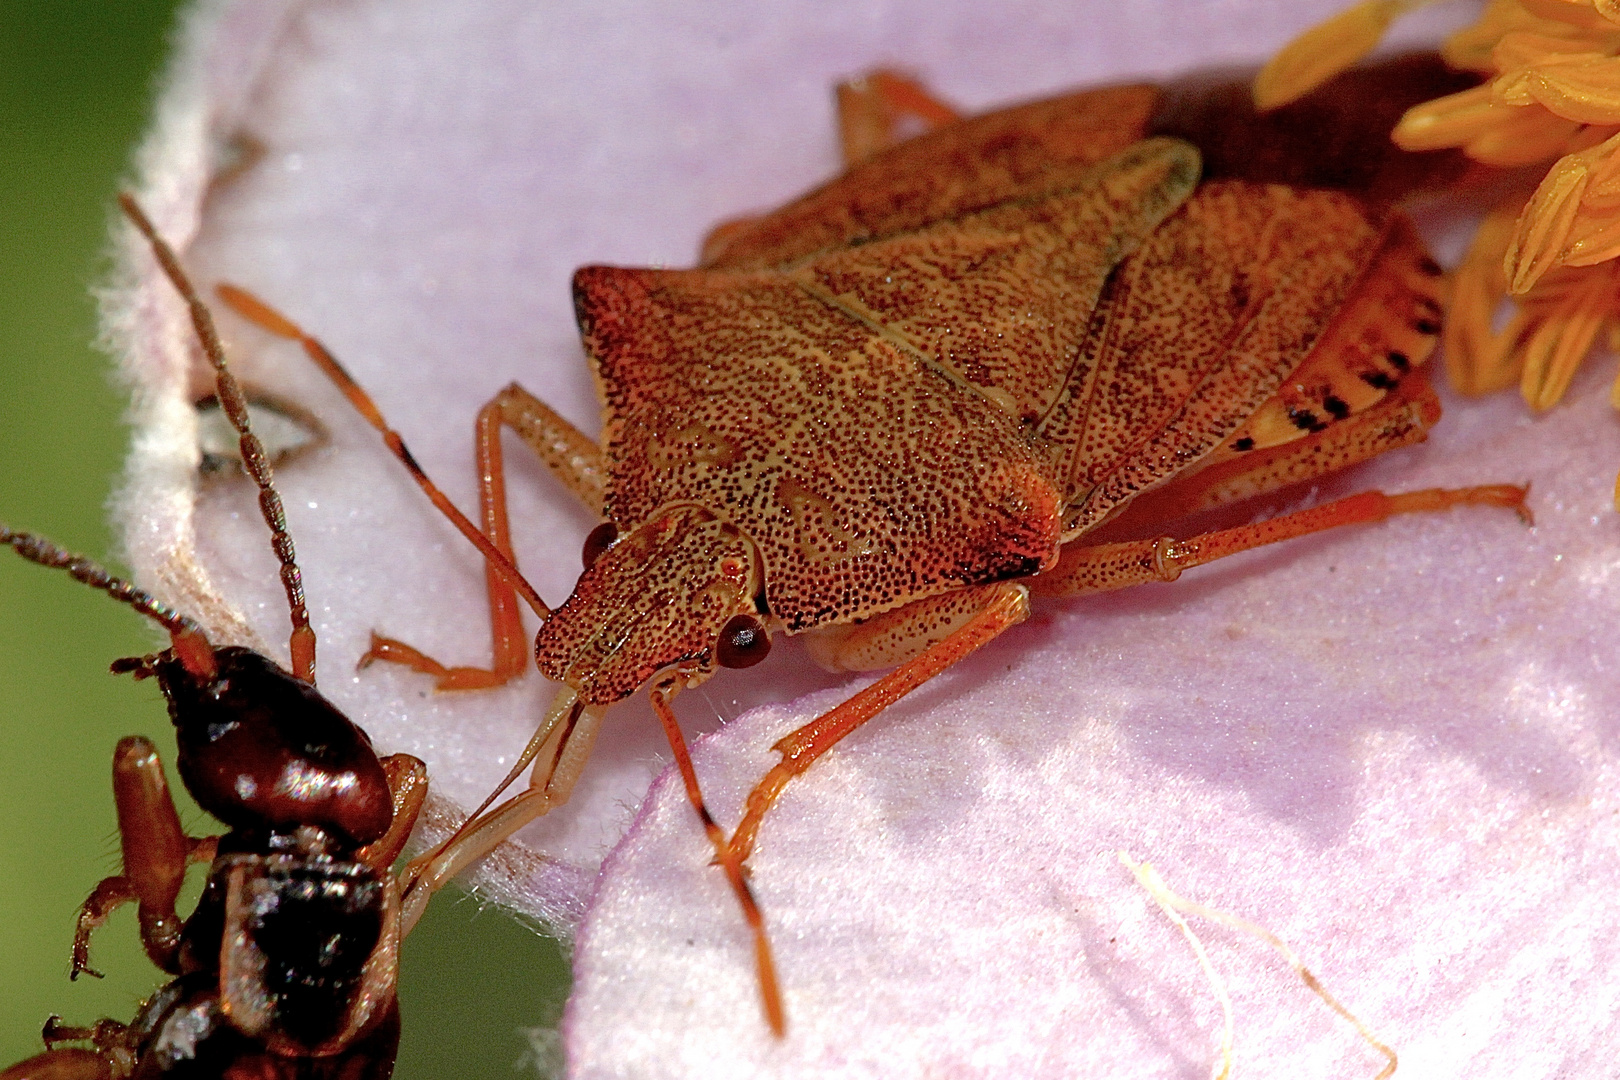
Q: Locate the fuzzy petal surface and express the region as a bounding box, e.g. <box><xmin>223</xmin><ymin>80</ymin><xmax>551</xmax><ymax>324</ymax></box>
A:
<box><xmin>105</xmin><ymin>1</ymin><xmax>1619</xmax><ymax>1076</ymax></box>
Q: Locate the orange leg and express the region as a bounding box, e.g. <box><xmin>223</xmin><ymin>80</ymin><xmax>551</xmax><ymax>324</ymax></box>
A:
<box><xmin>836</xmin><ymin>69</ymin><xmax>962</xmax><ymax>165</ymax></box>
<box><xmin>362</xmin><ymin>384</ymin><xmax>606</xmax><ymax>689</ymax></box>
<box><xmin>647</xmin><ymin>677</ymin><xmax>785</xmax><ymax>1036</ymax></box>
<box><xmin>726</xmin><ymin>582</ymin><xmax>1030</xmax><ymax>867</ymax></box>
<box><xmin>727</xmin><ymin>483</ymin><xmax>1527</xmax><ymax>866</ymax></box>
<box><xmin>355</xmin><ymin>753</ymin><xmax>430</xmax><ymax>871</ymax></box>
<box><xmin>354</xmin><ymin>385</ymin><xmax>533</xmax><ymax>689</ymax></box>
<box><xmin>71</xmin><ymin>737</ymin><xmax>214</xmax><ymax>981</ymax></box>
<box><xmin>1097</xmin><ymin>370</ymin><xmax>1444</xmax><ymax>536</ymax></box>
<box><xmin>700</xmin><ymin>69</ymin><xmax>965</xmax><ymax>262</ymax></box>
<box><xmin>393</xmin><ymin>675</ymin><xmax>787</xmax><ymax>1037</ymax></box>
<box><xmin>1032</xmin><ymin>484</ymin><xmax>1530</xmax><ymax>600</ymax></box>
<box><xmin>396</xmin><ymin>688</ymin><xmax>604</xmax><ymax>933</ymax></box>
<box><xmin>0</xmin><ymin>1019</ymin><xmax>136</xmax><ymax>1080</ymax></box>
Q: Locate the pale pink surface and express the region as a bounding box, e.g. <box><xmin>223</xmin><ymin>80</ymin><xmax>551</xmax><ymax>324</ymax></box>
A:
<box><xmin>107</xmin><ymin>0</ymin><xmax>1620</xmax><ymax>1076</ymax></box>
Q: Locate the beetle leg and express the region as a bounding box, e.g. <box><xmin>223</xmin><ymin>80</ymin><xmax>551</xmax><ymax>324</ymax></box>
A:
<box><xmin>72</xmin><ymin>738</ymin><xmax>196</xmax><ymax>981</ymax></box>
<box><xmin>0</xmin><ymin>1018</ymin><xmax>136</xmax><ymax>1080</ymax></box>
<box><xmin>1032</xmin><ymin>484</ymin><xmax>1530</xmax><ymax>600</ymax></box>
<box><xmin>68</xmin><ymin>878</ymin><xmax>136</xmax><ymax>981</ymax></box>
<box><xmin>835</xmin><ymin>69</ymin><xmax>962</xmax><ymax>166</ymax></box>
<box><xmin>355</xmin><ymin>754</ymin><xmax>430</xmax><ymax>871</ymax></box>
<box><xmin>0</xmin><ymin>1047</ymin><xmax>115</xmax><ymax>1080</ymax></box>
<box><xmin>727</xmin><ymin>582</ymin><xmax>1030</xmax><ymax>867</ymax></box>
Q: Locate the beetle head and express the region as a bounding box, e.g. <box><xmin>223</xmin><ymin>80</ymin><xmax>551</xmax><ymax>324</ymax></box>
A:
<box><xmin>536</xmin><ymin>503</ymin><xmax>767</xmax><ymax>705</ymax></box>
<box><xmin>154</xmin><ymin>646</ymin><xmax>396</xmax><ymax>846</ymax></box>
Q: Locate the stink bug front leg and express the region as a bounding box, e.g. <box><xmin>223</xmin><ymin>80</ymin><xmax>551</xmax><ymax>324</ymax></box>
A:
<box><xmin>360</xmin><ymin>384</ymin><xmax>608</xmax><ymax>690</ymax></box>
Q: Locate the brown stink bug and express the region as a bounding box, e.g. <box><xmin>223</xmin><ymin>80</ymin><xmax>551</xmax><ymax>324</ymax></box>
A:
<box><xmin>110</xmin><ymin>6</ymin><xmax>1620</xmax><ymax>1075</ymax></box>
<box><xmin>214</xmin><ymin>58</ymin><xmax>1527</xmax><ymax>1037</ymax></box>
<box><xmin>0</xmin><ymin>200</ymin><xmax>436</xmax><ymax>1080</ymax></box>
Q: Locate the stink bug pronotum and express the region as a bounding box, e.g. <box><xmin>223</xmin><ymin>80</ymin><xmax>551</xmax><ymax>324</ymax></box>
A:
<box><xmin>113</xmin><ymin>3</ymin><xmax>1620</xmax><ymax>1076</ymax></box>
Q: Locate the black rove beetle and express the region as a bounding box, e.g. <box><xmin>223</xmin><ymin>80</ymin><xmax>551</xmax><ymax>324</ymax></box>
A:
<box><xmin>0</xmin><ymin>197</ymin><xmax>429</xmax><ymax>1080</ymax></box>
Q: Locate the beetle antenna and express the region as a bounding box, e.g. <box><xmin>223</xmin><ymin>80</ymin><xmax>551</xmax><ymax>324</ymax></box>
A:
<box><xmin>119</xmin><ymin>194</ymin><xmax>318</xmax><ymax>683</ymax></box>
<box><xmin>0</xmin><ymin>525</ymin><xmax>218</xmax><ymax>680</ymax></box>
<box><xmin>211</xmin><ymin>282</ymin><xmax>551</xmax><ymax>621</ymax></box>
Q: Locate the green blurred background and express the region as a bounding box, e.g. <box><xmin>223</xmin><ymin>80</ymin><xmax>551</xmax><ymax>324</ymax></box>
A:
<box><xmin>0</xmin><ymin>5</ymin><xmax>569</xmax><ymax>1076</ymax></box>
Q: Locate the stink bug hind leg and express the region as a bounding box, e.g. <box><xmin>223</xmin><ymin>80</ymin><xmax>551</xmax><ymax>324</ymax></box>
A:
<box><xmin>1033</xmin><ymin>484</ymin><xmax>1532</xmax><ymax>600</ymax></box>
<box><xmin>835</xmin><ymin>69</ymin><xmax>962</xmax><ymax>166</ymax></box>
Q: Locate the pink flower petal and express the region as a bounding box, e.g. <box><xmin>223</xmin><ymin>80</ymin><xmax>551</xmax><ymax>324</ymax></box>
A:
<box><xmin>571</xmin><ymin>369</ymin><xmax>1620</xmax><ymax>1076</ymax></box>
<box><xmin>108</xmin><ymin>0</ymin><xmax>1620</xmax><ymax>1075</ymax></box>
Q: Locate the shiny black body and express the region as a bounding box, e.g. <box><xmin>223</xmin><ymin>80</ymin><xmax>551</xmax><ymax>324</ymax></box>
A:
<box><xmin>2</xmin><ymin>646</ymin><xmax>408</xmax><ymax>1080</ymax></box>
<box><xmin>3</xmin><ymin>197</ymin><xmax>424</xmax><ymax>1080</ymax></box>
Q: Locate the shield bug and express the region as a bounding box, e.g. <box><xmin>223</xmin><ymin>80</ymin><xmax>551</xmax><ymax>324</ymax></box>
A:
<box><xmin>0</xmin><ymin>199</ymin><xmax>430</xmax><ymax>1080</ymax></box>
<box><xmin>211</xmin><ymin>56</ymin><xmax>1530</xmax><ymax>1037</ymax></box>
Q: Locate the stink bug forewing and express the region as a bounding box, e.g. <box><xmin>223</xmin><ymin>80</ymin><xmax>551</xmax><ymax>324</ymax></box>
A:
<box><xmin>576</xmin><ymin>139</ymin><xmax>1199</xmax><ymax>636</ymax></box>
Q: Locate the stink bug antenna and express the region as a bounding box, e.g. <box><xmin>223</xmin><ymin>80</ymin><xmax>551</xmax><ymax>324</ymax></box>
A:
<box><xmin>0</xmin><ymin>525</ymin><xmax>218</xmax><ymax>680</ymax></box>
<box><xmin>210</xmin><ymin>282</ymin><xmax>551</xmax><ymax>621</ymax></box>
<box><xmin>119</xmin><ymin>194</ymin><xmax>318</xmax><ymax>683</ymax></box>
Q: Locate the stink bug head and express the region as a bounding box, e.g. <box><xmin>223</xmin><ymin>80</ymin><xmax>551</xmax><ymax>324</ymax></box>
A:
<box><xmin>535</xmin><ymin>504</ymin><xmax>766</xmax><ymax>704</ymax></box>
